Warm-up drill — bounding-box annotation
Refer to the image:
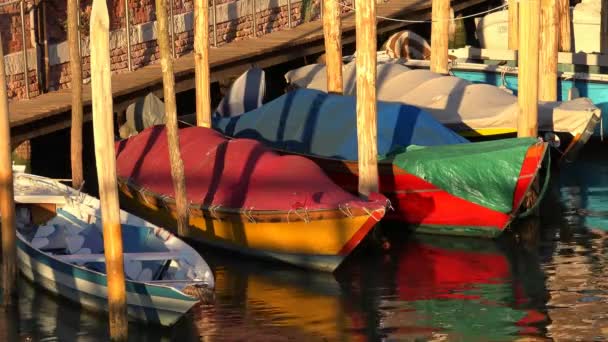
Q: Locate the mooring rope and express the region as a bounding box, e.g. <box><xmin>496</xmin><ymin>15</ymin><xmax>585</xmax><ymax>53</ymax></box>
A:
<box><xmin>517</xmin><ymin>145</ymin><xmax>551</xmax><ymax>219</ymax></box>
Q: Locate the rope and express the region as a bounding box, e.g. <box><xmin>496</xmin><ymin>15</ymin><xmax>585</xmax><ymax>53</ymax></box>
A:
<box><xmin>208</xmin><ymin>204</ymin><xmax>222</xmax><ymax>221</ymax></box>
<box><xmin>338</xmin><ymin>203</ymin><xmax>354</xmax><ymax>218</ymax></box>
<box><xmin>243</xmin><ymin>207</ymin><xmax>256</xmax><ymax>223</ymax></box>
<box><xmin>363</xmin><ymin>207</ymin><xmax>381</xmax><ymax>222</ymax></box>
<box><xmin>517</xmin><ymin>146</ymin><xmax>551</xmax><ymax>219</ymax></box>
<box><xmin>337</xmin><ymin>2</ymin><xmax>508</xmax><ymax>24</ymax></box>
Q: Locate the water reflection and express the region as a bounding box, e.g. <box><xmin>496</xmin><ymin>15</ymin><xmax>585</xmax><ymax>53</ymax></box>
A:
<box><xmin>546</xmin><ymin>143</ymin><xmax>608</xmax><ymax>341</ymax></box>
<box><xmin>189</xmin><ymin>250</ymin><xmax>354</xmax><ymax>341</ymax></box>
<box><xmin>6</xmin><ymin>143</ymin><xmax>608</xmax><ymax>340</ymax></box>
<box><xmin>2</xmin><ymin>276</ymin><xmax>193</xmax><ymax>341</ymax></box>
<box><xmin>339</xmin><ymin>232</ymin><xmax>550</xmax><ymax>341</ymax></box>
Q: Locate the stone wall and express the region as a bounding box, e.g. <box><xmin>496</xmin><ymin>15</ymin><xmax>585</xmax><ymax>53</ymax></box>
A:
<box><xmin>2</xmin><ymin>0</ymin><xmax>348</xmax><ymax>101</ymax></box>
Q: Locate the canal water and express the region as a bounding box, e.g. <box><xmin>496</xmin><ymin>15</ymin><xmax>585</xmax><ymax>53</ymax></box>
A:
<box><xmin>2</xmin><ymin>141</ymin><xmax>608</xmax><ymax>341</ymax></box>
<box><xmin>5</xmin><ymin>57</ymin><xmax>608</xmax><ymax>340</ymax></box>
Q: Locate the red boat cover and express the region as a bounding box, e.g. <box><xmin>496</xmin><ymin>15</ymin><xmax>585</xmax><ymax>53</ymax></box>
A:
<box><xmin>115</xmin><ymin>126</ymin><xmax>385</xmax><ymax>211</ymax></box>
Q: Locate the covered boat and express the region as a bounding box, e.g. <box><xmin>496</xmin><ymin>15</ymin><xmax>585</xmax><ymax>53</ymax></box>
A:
<box><xmin>12</xmin><ymin>172</ymin><xmax>214</xmax><ymax>327</ymax></box>
<box><xmin>213</xmin><ymin>88</ymin><xmax>549</xmax><ymax>238</ymax></box>
<box><xmin>114</xmin><ymin>125</ymin><xmax>388</xmax><ymax>272</ymax></box>
<box><xmin>284</xmin><ymin>59</ymin><xmax>600</xmax><ymax>160</ymax></box>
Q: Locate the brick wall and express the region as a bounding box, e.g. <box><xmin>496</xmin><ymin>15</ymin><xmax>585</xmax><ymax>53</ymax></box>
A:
<box><xmin>2</xmin><ymin>0</ymin><xmax>346</xmax><ymax>101</ymax></box>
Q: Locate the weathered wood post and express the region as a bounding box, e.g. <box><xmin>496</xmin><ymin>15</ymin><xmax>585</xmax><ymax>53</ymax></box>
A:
<box><xmin>508</xmin><ymin>0</ymin><xmax>519</xmax><ymax>50</ymax></box>
<box><xmin>539</xmin><ymin>0</ymin><xmax>558</xmax><ymax>101</ymax></box>
<box><xmin>601</xmin><ymin>0</ymin><xmax>608</xmax><ymax>53</ymax></box>
<box><xmin>194</xmin><ymin>0</ymin><xmax>212</xmax><ymax>127</ymax></box>
<box><xmin>355</xmin><ymin>0</ymin><xmax>379</xmax><ymax>196</ymax></box>
<box><xmin>156</xmin><ymin>0</ymin><xmax>189</xmax><ymax>236</ymax></box>
<box><xmin>430</xmin><ymin>0</ymin><xmax>450</xmax><ymax>74</ymax></box>
<box><xmin>0</xmin><ymin>34</ymin><xmax>18</xmax><ymax>307</ymax></box>
<box><xmin>518</xmin><ymin>0</ymin><xmax>541</xmax><ymax>137</ymax></box>
<box><xmin>557</xmin><ymin>0</ymin><xmax>571</xmax><ymax>51</ymax></box>
<box><xmin>68</xmin><ymin>0</ymin><xmax>84</xmax><ymax>189</ymax></box>
<box><xmin>90</xmin><ymin>0</ymin><xmax>128</xmax><ymax>338</ymax></box>
<box><xmin>323</xmin><ymin>0</ymin><xmax>343</xmax><ymax>94</ymax></box>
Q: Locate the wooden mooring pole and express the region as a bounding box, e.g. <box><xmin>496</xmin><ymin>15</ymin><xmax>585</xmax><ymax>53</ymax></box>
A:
<box><xmin>557</xmin><ymin>0</ymin><xmax>571</xmax><ymax>52</ymax></box>
<box><xmin>194</xmin><ymin>0</ymin><xmax>212</xmax><ymax>127</ymax></box>
<box><xmin>539</xmin><ymin>0</ymin><xmax>558</xmax><ymax>101</ymax></box>
<box><xmin>355</xmin><ymin>0</ymin><xmax>379</xmax><ymax>196</ymax></box>
<box><xmin>68</xmin><ymin>0</ymin><xmax>84</xmax><ymax>189</ymax></box>
<box><xmin>430</xmin><ymin>0</ymin><xmax>450</xmax><ymax>74</ymax></box>
<box><xmin>90</xmin><ymin>0</ymin><xmax>128</xmax><ymax>339</ymax></box>
<box><xmin>0</xmin><ymin>34</ymin><xmax>18</xmax><ymax>307</ymax></box>
<box><xmin>323</xmin><ymin>0</ymin><xmax>343</xmax><ymax>94</ymax></box>
<box><xmin>518</xmin><ymin>0</ymin><xmax>541</xmax><ymax>137</ymax></box>
<box><xmin>156</xmin><ymin>0</ymin><xmax>189</xmax><ymax>236</ymax></box>
<box><xmin>508</xmin><ymin>0</ymin><xmax>518</xmax><ymax>50</ymax></box>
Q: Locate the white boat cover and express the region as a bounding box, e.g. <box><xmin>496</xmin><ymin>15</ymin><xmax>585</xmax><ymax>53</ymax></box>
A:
<box><xmin>284</xmin><ymin>61</ymin><xmax>601</xmax><ymax>136</ymax></box>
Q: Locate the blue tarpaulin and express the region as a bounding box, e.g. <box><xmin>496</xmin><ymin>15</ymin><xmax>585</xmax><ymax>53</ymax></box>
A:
<box><xmin>213</xmin><ymin>88</ymin><xmax>468</xmax><ymax>161</ymax></box>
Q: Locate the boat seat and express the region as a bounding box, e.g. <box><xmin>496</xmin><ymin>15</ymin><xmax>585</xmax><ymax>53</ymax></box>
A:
<box><xmin>53</xmin><ymin>251</ymin><xmax>183</xmax><ymax>263</ymax></box>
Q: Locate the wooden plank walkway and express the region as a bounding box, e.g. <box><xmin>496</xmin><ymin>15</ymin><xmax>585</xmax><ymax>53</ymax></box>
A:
<box><xmin>7</xmin><ymin>0</ymin><xmax>487</xmax><ymax>145</ymax></box>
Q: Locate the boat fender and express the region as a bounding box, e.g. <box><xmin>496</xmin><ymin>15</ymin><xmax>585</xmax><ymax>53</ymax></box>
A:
<box><xmin>543</xmin><ymin>132</ymin><xmax>561</xmax><ymax>148</ymax></box>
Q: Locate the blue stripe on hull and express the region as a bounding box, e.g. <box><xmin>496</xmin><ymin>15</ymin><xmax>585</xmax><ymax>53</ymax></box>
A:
<box><xmin>17</xmin><ymin>235</ymin><xmax>195</xmax><ymax>302</ymax></box>
<box><xmin>16</xmin><ymin>238</ymin><xmax>196</xmax><ymax>326</ymax></box>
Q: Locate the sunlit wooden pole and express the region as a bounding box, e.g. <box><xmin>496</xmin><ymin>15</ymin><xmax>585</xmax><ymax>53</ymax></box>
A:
<box><xmin>68</xmin><ymin>0</ymin><xmax>84</xmax><ymax>189</ymax></box>
<box><xmin>557</xmin><ymin>0</ymin><xmax>571</xmax><ymax>51</ymax></box>
<box><xmin>355</xmin><ymin>0</ymin><xmax>379</xmax><ymax>196</ymax></box>
<box><xmin>0</xmin><ymin>34</ymin><xmax>18</xmax><ymax>307</ymax></box>
<box><xmin>90</xmin><ymin>0</ymin><xmax>128</xmax><ymax>339</ymax></box>
<box><xmin>323</xmin><ymin>0</ymin><xmax>343</xmax><ymax>94</ymax></box>
<box><xmin>156</xmin><ymin>0</ymin><xmax>189</xmax><ymax>236</ymax></box>
<box><xmin>539</xmin><ymin>0</ymin><xmax>558</xmax><ymax>101</ymax></box>
<box><xmin>194</xmin><ymin>0</ymin><xmax>211</xmax><ymax>127</ymax></box>
<box><xmin>430</xmin><ymin>0</ymin><xmax>449</xmax><ymax>74</ymax></box>
<box><xmin>518</xmin><ymin>0</ymin><xmax>541</xmax><ymax>137</ymax></box>
<box><xmin>601</xmin><ymin>0</ymin><xmax>608</xmax><ymax>53</ymax></box>
<box><xmin>508</xmin><ymin>0</ymin><xmax>519</xmax><ymax>50</ymax></box>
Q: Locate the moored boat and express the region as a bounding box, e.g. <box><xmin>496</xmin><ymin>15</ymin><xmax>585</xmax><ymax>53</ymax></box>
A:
<box><xmin>212</xmin><ymin>88</ymin><xmax>549</xmax><ymax>238</ymax></box>
<box><xmin>12</xmin><ymin>171</ymin><xmax>214</xmax><ymax>327</ymax></box>
<box><xmin>285</xmin><ymin>52</ymin><xmax>601</xmax><ymax>161</ymax></box>
<box><xmin>114</xmin><ymin>125</ymin><xmax>388</xmax><ymax>272</ymax></box>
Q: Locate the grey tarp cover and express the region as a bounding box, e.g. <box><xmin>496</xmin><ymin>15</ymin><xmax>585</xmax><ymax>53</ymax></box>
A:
<box><xmin>285</xmin><ymin>61</ymin><xmax>600</xmax><ymax>136</ymax></box>
<box><xmin>119</xmin><ymin>93</ymin><xmax>166</xmax><ymax>139</ymax></box>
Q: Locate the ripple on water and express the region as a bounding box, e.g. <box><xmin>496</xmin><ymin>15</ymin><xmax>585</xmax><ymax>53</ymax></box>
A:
<box><xmin>5</xmin><ymin>144</ymin><xmax>608</xmax><ymax>341</ymax></box>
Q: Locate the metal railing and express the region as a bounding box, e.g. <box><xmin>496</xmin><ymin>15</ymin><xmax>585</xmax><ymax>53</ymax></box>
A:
<box><xmin>1</xmin><ymin>0</ymin><xmax>31</xmax><ymax>99</ymax></box>
<box><xmin>2</xmin><ymin>0</ymin><xmax>318</xmax><ymax>100</ymax></box>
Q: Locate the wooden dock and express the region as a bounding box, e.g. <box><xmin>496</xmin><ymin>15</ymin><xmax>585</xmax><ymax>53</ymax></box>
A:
<box><xmin>8</xmin><ymin>0</ymin><xmax>486</xmax><ymax>146</ymax></box>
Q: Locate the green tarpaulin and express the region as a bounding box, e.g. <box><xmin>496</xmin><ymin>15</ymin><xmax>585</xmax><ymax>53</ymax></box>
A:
<box><xmin>385</xmin><ymin>137</ymin><xmax>539</xmax><ymax>213</ymax></box>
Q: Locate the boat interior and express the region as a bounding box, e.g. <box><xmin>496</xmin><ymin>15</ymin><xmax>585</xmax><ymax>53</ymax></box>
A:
<box><xmin>13</xmin><ymin>174</ymin><xmax>210</xmax><ymax>288</ymax></box>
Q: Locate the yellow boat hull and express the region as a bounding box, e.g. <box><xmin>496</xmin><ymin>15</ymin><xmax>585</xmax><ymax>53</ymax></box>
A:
<box><xmin>118</xmin><ymin>181</ymin><xmax>385</xmax><ymax>272</ymax></box>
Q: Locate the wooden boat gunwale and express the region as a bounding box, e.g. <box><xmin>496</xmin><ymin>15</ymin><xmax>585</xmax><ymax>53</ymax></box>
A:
<box><xmin>117</xmin><ymin>176</ymin><xmax>389</xmax><ymax>222</ymax></box>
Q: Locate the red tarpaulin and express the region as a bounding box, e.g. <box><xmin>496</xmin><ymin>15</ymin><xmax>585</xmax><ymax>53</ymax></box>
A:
<box><xmin>115</xmin><ymin>126</ymin><xmax>383</xmax><ymax>211</ymax></box>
